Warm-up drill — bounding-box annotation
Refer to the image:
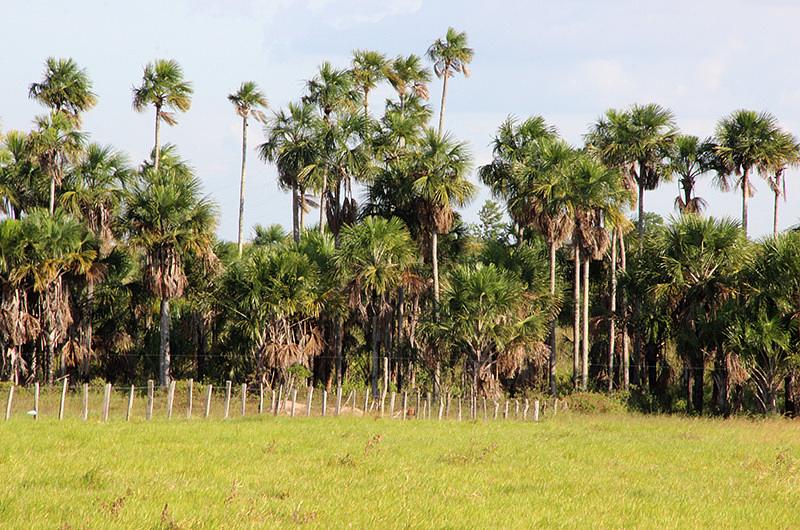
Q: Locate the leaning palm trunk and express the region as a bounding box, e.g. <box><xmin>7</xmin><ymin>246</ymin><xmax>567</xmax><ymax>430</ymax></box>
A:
<box><xmin>573</xmin><ymin>245</ymin><xmax>580</xmax><ymax>389</ymax></box>
<box><xmin>608</xmin><ymin>230</ymin><xmax>617</xmax><ymax>391</ymax></box>
<box><xmin>581</xmin><ymin>256</ymin><xmax>590</xmax><ymax>391</ymax></box>
<box><xmin>159</xmin><ymin>298</ymin><xmax>171</xmax><ymax>386</ymax></box>
<box><xmin>548</xmin><ymin>241</ymin><xmax>557</xmax><ymax>396</ymax></box>
<box><xmin>237</xmin><ymin>116</ymin><xmax>248</xmax><ymax>256</ymax></box>
<box><xmin>437</xmin><ymin>71</ymin><xmax>449</xmax><ymax>136</ymax></box>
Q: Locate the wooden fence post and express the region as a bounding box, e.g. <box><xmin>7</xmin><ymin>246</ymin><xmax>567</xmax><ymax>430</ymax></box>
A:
<box><xmin>523</xmin><ymin>398</ymin><xmax>529</xmax><ymax>421</ymax></box>
<box><xmin>102</xmin><ymin>383</ymin><xmax>111</xmax><ymax>422</ymax></box>
<box><xmin>534</xmin><ymin>399</ymin><xmax>540</xmax><ymax>422</ymax></box>
<box><xmin>275</xmin><ymin>385</ymin><xmax>283</xmax><ymax>416</ymax></box>
<box><xmin>322</xmin><ymin>390</ymin><xmax>327</xmax><ymax>417</ymax></box>
<box><xmin>59</xmin><ymin>377</ymin><xmax>68</xmax><ymax>420</ymax></box>
<box><xmin>5</xmin><ymin>385</ymin><xmax>14</xmax><ymax>421</ymax></box>
<box><xmin>458</xmin><ymin>399</ymin><xmax>462</xmax><ymax>421</ymax></box>
<box><xmin>503</xmin><ymin>401</ymin><xmax>509</xmax><ymax>420</ymax></box>
<box><xmin>33</xmin><ymin>382</ymin><xmax>39</xmax><ymax>420</ymax></box>
<box><xmin>335</xmin><ymin>385</ymin><xmax>342</xmax><ymax>416</ymax></box>
<box><xmin>438</xmin><ymin>398</ymin><xmax>444</xmax><ymax>421</ymax></box>
<box><xmin>270</xmin><ymin>389</ymin><xmax>276</xmax><ymax>414</ymax></box>
<box><xmin>241</xmin><ymin>383</ymin><xmax>247</xmax><ymax>416</ymax></box>
<box><xmin>306</xmin><ymin>386</ymin><xmax>313</xmax><ymax>417</ymax></box>
<box><xmin>258</xmin><ymin>384</ymin><xmax>264</xmax><ymax>415</ymax></box>
<box><xmin>82</xmin><ymin>383</ymin><xmax>89</xmax><ymax>421</ymax></box>
<box><xmin>291</xmin><ymin>389</ymin><xmax>297</xmax><ymax>417</ymax></box>
<box><xmin>402</xmin><ymin>392</ymin><xmax>408</xmax><ymax>420</ymax></box>
<box><xmin>514</xmin><ymin>399</ymin><xmax>519</xmax><ymax>419</ymax></box>
<box><xmin>416</xmin><ymin>390</ymin><xmax>421</xmax><ymax>419</ymax></box>
<box><xmin>389</xmin><ymin>391</ymin><xmax>396</xmax><ymax>418</ymax></box>
<box><xmin>166</xmin><ymin>380</ymin><xmax>176</xmax><ymax>419</ymax></box>
<box><xmin>223</xmin><ymin>380</ymin><xmax>232</xmax><ymax>419</ymax></box>
<box><xmin>187</xmin><ymin>379</ymin><xmax>193</xmax><ymax>419</ymax></box>
<box><xmin>146</xmin><ymin>380</ymin><xmax>154</xmax><ymax>421</ymax></box>
<box><xmin>554</xmin><ymin>398</ymin><xmax>558</xmax><ymax>416</ymax></box>
<box><xmin>493</xmin><ymin>401</ymin><xmax>499</xmax><ymax>420</ymax></box>
<box><xmin>204</xmin><ymin>385</ymin><xmax>213</xmax><ymax>418</ymax></box>
<box><xmin>126</xmin><ymin>385</ymin><xmax>135</xmax><ymax>421</ymax></box>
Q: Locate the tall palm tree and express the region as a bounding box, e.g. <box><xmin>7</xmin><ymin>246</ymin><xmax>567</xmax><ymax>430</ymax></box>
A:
<box><xmin>29</xmin><ymin>57</ymin><xmax>97</xmax><ymax>124</ymax></box>
<box><xmin>30</xmin><ymin>112</ymin><xmax>86</xmax><ymax>214</ymax></box>
<box><xmin>336</xmin><ymin>217</ymin><xmax>416</xmax><ymax>397</ymax></box>
<box><xmin>123</xmin><ymin>153</ymin><xmax>217</xmax><ymax>386</ymax></box>
<box><xmin>385</xmin><ymin>54</ymin><xmax>431</xmax><ymax>110</ymax></box>
<box><xmin>303</xmin><ymin>63</ymin><xmax>358</xmax><ymax>232</ymax></box>
<box><xmin>714</xmin><ymin>110</ymin><xmax>782</xmax><ymax>237</ymax></box>
<box><xmin>427</xmin><ymin>28</ymin><xmax>474</xmax><ymax>136</ymax></box>
<box><xmin>757</xmin><ymin>130</ymin><xmax>799</xmax><ymax>236</ymax></box>
<box><xmin>0</xmin><ymin>130</ymin><xmax>38</xmax><ymax>218</ymax></box>
<box><xmin>132</xmin><ymin>59</ymin><xmax>193</xmax><ymax>171</ymax></box>
<box><xmin>228</xmin><ymin>81</ymin><xmax>268</xmax><ymax>256</ymax></box>
<box><xmin>668</xmin><ymin>135</ymin><xmax>716</xmax><ymax>214</ymax></box>
<box><xmin>570</xmin><ymin>154</ymin><xmax>633</xmax><ymax>390</ymax></box>
<box><xmin>586</xmin><ymin>103</ymin><xmax>676</xmax><ymax>236</ymax></box>
<box><xmin>351</xmin><ymin>50</ymin><xmax>387</xmax><ymax>116</ymax></box>
<box><xmin>260</xmin><ymin>103</ymin><xmax>322</xmax><ymax>241</ymax></box>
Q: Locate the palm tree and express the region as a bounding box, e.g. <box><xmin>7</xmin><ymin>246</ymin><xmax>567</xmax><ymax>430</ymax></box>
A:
<box><xmin>30</xmin><ymin>112</ymin><xmax>86</xmax><ymax>214</ymax></box>
<box><xmin>123</xmin><ymin>153</ymin><xmax>217</xmax><ymax>386</ymax></box>
<box><xmin>29</xmin><ymin>57</ymin><xmax>97</xmax><ymax>124</ymax></box>
<box><xmin>427</xmin><ymin>28</ymin><xmax>474</xmax><ymax>136</ymax></box>
<box><xmin>228</xmin><ymin>82</ymin><xmax>268</xmax><ymax>256</ymax></box>
<box><xmin>385</xmin><ymin>54</ymin><xmax>431</xmax><ymax>110</ymax></box>
<box><xmin>303</xmin><ymin>63</ymin><xmax>358</xmax><ymax>232</ymax></box>
<box><xmin>668</xmin><ymin>135</ymin><xmax>716</xmax><ymax>214</ymax></box>
<box><xmin>570</xmin><ymin>154</ymin><xmax>633</xmax><ymax>390</ymax></box>
<box><xmin>259</xmin><ymin>102</ymin><xmax>321</xmax><ymax>241</ymax></box>
<box><xmin>757</xmin><ymin>130</ymin><xmax>799</xmax><ymax>236</ymax></box>
<box><xmin>132</xmin><ymin>59</ymin><xmax>193</xmax><ymax>171</ymax></box>
<box><xmin>351</xmin><ymin>50</ymin><xmax>387</xmax><ymax>116</ymax></box>
<box><xmin>0</xmin><ymin>130</ymin><xmax>38</xmax><ymax>218</ymax></box>
<box><xmin>586</xmin><ymin>103</ymin><xmax>676</xmax><ymax>236</ymax></box>
<box><xmin>412</xmin><ymin>130</ymin><xmax>475</xmax><ymax>306</ymax></box>
<box><xmin>336</xmin><ymin>217</ymin><xmax>416</xmax><ymax>397</ymax></box>
<box><xmin>714</xmin><ymin>110</ymin><xmax>782</xmax><ymax>237</ymax></box>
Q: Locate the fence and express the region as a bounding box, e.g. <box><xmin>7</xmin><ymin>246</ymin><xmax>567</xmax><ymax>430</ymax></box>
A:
<box><xmin>2</xmin><ymin>376</ymin><xmax>562</xmax><ymax>423</ymax></box>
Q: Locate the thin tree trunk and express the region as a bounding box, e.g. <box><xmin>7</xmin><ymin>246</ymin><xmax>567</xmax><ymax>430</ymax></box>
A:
<box><xmin>237</xmin><ymin>116</ymin><xmax>248</xmax><ymax>256</ymax></box>
<box><xmin>49</xmin><ymin>176</ymin><xmax>56</xmax><ymax>215</ymax></box>
<box><xmin>548</xmin><ymin>241</ymin><xmax>558</xmax><ymax>396</ymax></box>
<box><xmin>292</xmin><ymin>181</ymin><xmax>299</xmax><ymax>242</ymax></box>
<box><xmin>620</xmin><ymin>231</ymin><xmax>629</xmax><ymax>390</ymax></box>
<box><xmin>573</xmin><ymin>244</ymin><xmax>580</xmax><ymax>390</ymax></box>
<box><xmin>299</xmin><ymin>187</ymin><xmax>305</xmax><ymax>232</ymax></box>
<box><xmin>608</xmin><ymin>229</ymin><xmax>617</xmax><ymax>392</ymax></box>
<box><xmin>159</xmin><ymin>298</ymin><xmax>171</xmax><ymax>387</ymax></box>
<box><xmin>84</xmin><ymin>277</ymin><xmax>94</xmax><ymax>378</ymax></box>
<box><xmin>637</xmin><ymin>179</ymin><xmax>645</xmax><ymax>236</ymax></box>
<box><xmin>773</xmin><ymin>189</ymin><xmax>779</xmax><ymax>237</ymax></box>
<box><xmin>582</xmin><ymin>256</ymin><xmax>590</xmax><ymax>391</ymax></box>
<box><xmin>432</xmin><ymin>229</ymin><xmax>441</xmax><ymax>397</ymax></box>
<box><xmin>154</xmin><ymin>106</ymin><xmax>162</xmax><ymax>171</ymax></box>
<box><xmin>741</xmin><ymin>168</ymin><xmax>749</xmax><ymax>237</ymax></box>
<box><xmin>370</xmin><ymin>302</ymin><xmax>380</xmax><ymax>398</ymax></box>
<box><xmin>319</xmin><ymin>173</ymin><xmax>327</xmax><ymax>233</ymax></box>
<box><xmin>437</xmin><ymin>70</ymin><xmax>449</xmax><ymax>137</ymax></box>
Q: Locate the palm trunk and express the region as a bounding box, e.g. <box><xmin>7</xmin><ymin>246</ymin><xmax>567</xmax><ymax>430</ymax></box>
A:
<box><xmin>370</xmin><ymin>301</ymin><xmax>380</xmax><ymax>398</ymax></box>
<box><xmin>292</xmin><ymin>182</ymin><xmax>299</xmax><ymax>242</ymax></box>
<box><xmin>637</xmin><ymin>180</ymin><xmax>645</xmax><ymax>236</ymax></box>
<box><xmin>573</xmin><ymin>245</ymin><xmax>580</xmax><ymax>390</ymax></box>
<box><xmin>608</xmin><ymin>230</ymin><xmax>617</xmax><ymax>392</ymax></box>
<box><xmin>237</xmin><ymin>116</ymin><xmax>248</xmax><ymax>256</ymax></box>
<box><xmin>49</xmin><ymin>175</ymin><xmax>56</xmax><ymax>215</ymax></box>
<box><xmin>159</xmin><ymin>298</ymin><xmax>171</xmax><ymax>387</ymax></box>
<box><xmin>773</xmin><ymin>189</ymin><xmax>779</xmax><ymax>237</ymax></box>
<box><xmin>299</xmin><ymin>187</ymin><xmax>305</xmax><ymax>232</ymax></box>
<box><xmin>582</xmin><ymin>256</ymin><xmax>590</xmax><ymax>391</ymax></box>
<box><xmin>741</xmin><ymin>167</ymin><xmax>749</xmax><ymax>237</ymax></box>
<box><xmin>432</xmin><ymin>228</ymin><xmax>441</xmax><ymax>397</ymax></box>
<box><xmin>84</xmin><ymin>277</ymin><xmax>94</xmax><ymax>378</ymax></box>
<box><xmin>154</xmin><ymin>106</ymin><xmax>162</xmax><ymax>171</ymax></box>
<box><xmin>319</xmin><ymin>173</ymin><xmax>327</xmax><ymax>233</ymax></box>
<box><xmin>548</xmin><ymin>241</ymin><xmax>557</xmax><ymax>396</ymax></box>
<box><xmin>620</xmin><ymin>231</ymin><xmax>629</xmax><ymax>389</ymax></box>
<box><xmin>437</xmin><ymin>70</ymin><xmax>449</xmax><ymax>137</ymax></box>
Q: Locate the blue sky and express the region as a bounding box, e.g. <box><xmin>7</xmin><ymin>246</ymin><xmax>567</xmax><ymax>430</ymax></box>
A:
<box><xmin>2</xmin><ymin>0</ymin><xmax>800</xmax><ymax>239</ymax></box>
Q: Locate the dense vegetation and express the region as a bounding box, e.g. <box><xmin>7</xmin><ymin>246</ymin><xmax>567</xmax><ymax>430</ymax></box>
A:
<box><xmin>2</xmin><ymin>29</ymin><xmax>800</xmax><ymax>416</ymax></box>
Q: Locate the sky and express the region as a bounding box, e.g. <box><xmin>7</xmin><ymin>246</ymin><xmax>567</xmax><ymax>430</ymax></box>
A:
<box><xmin>2</xmin><ymin>0</ymin><xmax>800</xmax><ymax>240</ymax></box>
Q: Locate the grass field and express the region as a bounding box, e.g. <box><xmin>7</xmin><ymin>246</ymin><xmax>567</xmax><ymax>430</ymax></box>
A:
<box><xmin>1</xmin><ymin>406</ymin><xmax>799</xmax><ymax>529</ymax></box>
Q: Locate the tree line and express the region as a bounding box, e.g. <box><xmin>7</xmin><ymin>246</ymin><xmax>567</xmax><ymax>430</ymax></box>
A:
<box><xmin>2</xmin><ymin>29</ymin><xmax>799</xmax><ymax>416</ymax></box>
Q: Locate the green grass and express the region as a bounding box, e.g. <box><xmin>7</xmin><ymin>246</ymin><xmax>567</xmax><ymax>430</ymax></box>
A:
<box><xmin>2</xmin><ymin>410</ymin><xmax>799</xmax><ymax>528</ymax></box>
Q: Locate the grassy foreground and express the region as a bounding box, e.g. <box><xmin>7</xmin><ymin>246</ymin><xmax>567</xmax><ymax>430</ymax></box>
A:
<box><xmin>1</xmin><ymin>413</ymin><xmax>799</xmax><ymax>528</ymax></box>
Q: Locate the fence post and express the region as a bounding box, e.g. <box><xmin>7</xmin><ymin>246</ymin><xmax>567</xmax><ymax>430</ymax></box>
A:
<box><xmin>126</xmin><ymin>385</ymin><xmax>135</xmax><ymax>421</ymax></box>
<box><xmin>59</xmin><ymin>377</ymin><xmax>68</xmax><ymax>420</ymax></box>
<box><xmin>82</xmin><ymin>383</ymin><xmax>89</xmax><ymax>421</ymax></box>
<box><xmin>5</xmin><ymin>385</ymin><xmax>14</xmax><ymax>421</ymax></box>
<box><xmin>362</xmin><ymin>390</ymin><xmax>369</xmax><ymax>415</ymax></box>
<box><xmin>291</xmin><ymin>389</ymin><xmax>297</xmax><ymax>417</ymax></box>
<box><xmin>146</xmin><ymin>380</ymin><xmax>154</xmax><ymax>421</ymax></box>
<box><xmin>389</xmin><ymin>392</ymin><xmax>396</xmax><ymax>418</ymax></box>
<box><xmin>204</xmin><ymin>385</ymin><xmax>213</xmax><ymax>418</ymax></box>
<box><xmin>553</xmin><ymin>398</ymin><xmax>558</xmax><ymax>417</ymax></box>
<box><xmin>322</xmin><ymin>390</ymin><xmax>327</xmax><ymax>417</ymax></box>
<box><xmin>438</xmin><ymin>398</ymin><xmax>444</xmax><ymax>421</ymax></box>
<box><xmin>534</xmin><ymin>399</ymin><xmax>540</xmax><ymax>422</ymax></box>
<box><xmin>166</xmin><ymin>380</ymin><xmax>176</xmax><ymax>419</ymax></box>
<box><xmin>445</xmin><ymin>392</ymin><xmax>451</xmax><ymax>418</ymax></box>
<box><xmin>482</xmin><ymin>397</ymin><xmax>487</xmax><ymax>420</ymax></box>
<box><xmin>223</xmin><ymin>380</ymin><xmax>232</xmax><ymax>419</ymax></box>
<box><xmin>102</xmin><ymin>383</ymin><xmax>111</xmax><ymax>422</ymax></box>
<box><xmin>458</xmin><ymin>399</ymin><xmax>462</xmax><ymax>421</ymax></box>
<box><xmin>335</xmin><ymin>385</ymin><xmax>342</xmax><ymax>416</ymax></box>
<box><xmin>187</xmin><ymin>379</ymin><xmax>193</xmax><ymax>419</ymax></box>
<box><xmin>259</xmin><ymin>384</ymin><xmax>264</xmax><ymax>415</ymax></box>
<box><xmin>241</xmin><ymin>383</ymin><xmax>247</xmax><ymax>416</ymax></box>
<box><xmin>523</xmin><ymin>398</ymin><xmax>529</xmax><ymax>421</ymax></box>
<box><xmin>402</xmin><ymin>392</ymin><xmax>408</xmax><ymax>420</ymax></box>
<box><xmin>275</xmin><ymin>385</ymin><xmax>283</xmax><ymax>416</ymax></box>
<box><xmin>504</xmin><ymin>401</ymin><xmax>509</xmax><ymax>420</ymax></box>
<box><xmin>415</xmin><ymin>390</ymin><xmax>421</xmax><ymax>419</ymax></box>
<box><xmin>33</xmin><ymin>382</ymin><xmax>39</xmax><ymax>420</ymax></box>
<box><xmin>306</xmin><ymin>386</ymin><xmax>313</xmax><ymax>417</ymax></box>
